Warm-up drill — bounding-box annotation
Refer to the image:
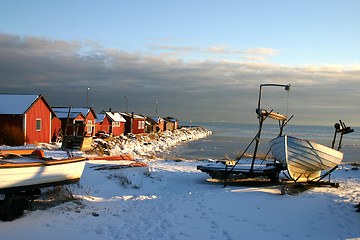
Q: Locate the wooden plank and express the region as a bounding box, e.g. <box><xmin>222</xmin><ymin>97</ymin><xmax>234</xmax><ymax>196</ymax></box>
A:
<box><xmin>80</xmin><ymin>136</ymin><xmax>93</xmax><ymax>151</ymax></box>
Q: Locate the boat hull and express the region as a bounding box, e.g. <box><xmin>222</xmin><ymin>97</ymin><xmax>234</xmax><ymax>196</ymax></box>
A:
<box><xmin>0</xmin><ymin>150</ymin><xmax>86</xmax><ymax>193</ymax></box>
<box><xmin>270</xmin><ymin>135</ymin><xmax>343</xmax><ymax>182</ymax></box>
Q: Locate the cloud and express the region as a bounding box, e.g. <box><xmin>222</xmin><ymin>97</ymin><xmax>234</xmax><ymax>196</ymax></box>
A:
<box><xmin>0</xmin><ymin>33</ymin><xmax>359</xmax><ymax>126</ymax></box>
<box><xmin>246</xmin><ymin>47</ymin><xmax>279</xmax><ymax>56</ymax></box>
<box><xmin>146</xmin><ymin>42</ymin><xmax>278</xmax><ymax>60</ymax></box>
<box><xmin>244</xmin><ymin>56</ymin><xmax>266</xmax><ymax>61</ymax></box>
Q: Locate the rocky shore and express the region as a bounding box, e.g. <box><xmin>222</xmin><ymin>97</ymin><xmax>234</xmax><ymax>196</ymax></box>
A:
<box><xmin>90</xmin><ymin>126</ymin><xmax>212</xmax><ymax>158</ymax></box>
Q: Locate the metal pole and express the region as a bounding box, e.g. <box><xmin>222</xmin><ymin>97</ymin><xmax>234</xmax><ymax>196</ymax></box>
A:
<box><xmin>257</xmin><ymin>84</ymin><xmax>291</xmax><ymax>111</ymax></box>
<box><xmin>251</xmin><ymin>116</ymin><xmax>264</xmax><ymax>171</ymax></box>
<box><xmin>155</xmin><ymin>101</ymin><xmax>158</xmax><ymax>117</ymax></box>
<box><xmin>86</xmin><ymin>88</ymin><xmax>90</xmax><ymax>108</ymax></box>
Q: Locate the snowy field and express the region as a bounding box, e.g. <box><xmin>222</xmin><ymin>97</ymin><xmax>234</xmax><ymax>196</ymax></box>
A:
<box><xmin>0</xmin><ymin>128</ymin><xmax>360</xmax><ymax>240</ymax></box>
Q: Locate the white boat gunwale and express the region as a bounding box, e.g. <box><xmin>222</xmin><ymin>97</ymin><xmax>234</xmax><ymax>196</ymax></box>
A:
<box><xmin>0</xmin><ymin>157</ymin><xmax>87</xmax><ymax>168</ymax></box>
<box><xmin>0</xmin><ymin>149</ymin><xmax>87</xmax><ymax>194</ymax></box>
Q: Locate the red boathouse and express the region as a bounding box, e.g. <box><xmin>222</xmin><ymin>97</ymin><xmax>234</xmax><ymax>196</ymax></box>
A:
<box><xmin>0</xmin><ymin>94</ymin><xmax>57</xmax><ymax>145</ymax></box>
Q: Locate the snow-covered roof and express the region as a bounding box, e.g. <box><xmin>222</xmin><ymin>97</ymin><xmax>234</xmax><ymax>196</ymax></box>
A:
<box><xmin>95</xmin><ymin>114</ymin><xmax>106</xmax><ymax>124</ymax></box>
<box><xmin>52</xmin><ymin>107</ymin><xmax>96</xmax><ymax>119</ymax></box>
<box><xmin>152</xmin><ymin>117</ymin><xmax>164</xmax><ymax>122</ymax></box>
<box><xmin>0</xmin><ymin>94</ymin><xmax>40</xmax><ymax>114</ymax></box>
<box><xmin>120</xmin><ymin>112</ymin><xmax>145</xmax><ymax>119</ymax></box>
<box><xmin>52</xmin><ymin>107</ymin><xmax>85</xmax><ymax>119</ymax></box>
<box><xmin>106</xmin><ymin>112</ymin><xmax>126</xmax><ymax>122</ymax></box>
<box><xmin>165</xmin><ymin>117</ymin><xmax>178</xmax><ymax>122</ymax></box>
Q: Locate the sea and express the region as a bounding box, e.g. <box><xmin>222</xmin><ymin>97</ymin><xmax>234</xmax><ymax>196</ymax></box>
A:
<box><xmin>161</xmin><ymin>122</ymin><xmax>360</xmax><ymax>163</ymax></box>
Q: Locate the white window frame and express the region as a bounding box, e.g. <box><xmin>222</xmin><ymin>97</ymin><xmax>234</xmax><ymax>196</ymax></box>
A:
<box><xmin>87</xmin><ymin>120</ymin><xmax>93</xmax><ymax>133</ymax></box>
<box><xmin>36</xmin><ymin>119</ymin><xmax>41</xmax><ymax>131</ymax></box>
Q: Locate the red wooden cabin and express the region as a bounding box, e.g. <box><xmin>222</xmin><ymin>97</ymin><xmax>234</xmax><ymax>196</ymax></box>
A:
<box><xmin>164</xmin><ymin>117</ymin><xmax>179</xmax><ymax>131</ymax></box>
<box><xmin>152</xmin><ymin>117</ymin><xmax>165</xmax><ymax>132</ymax></box>
<box><xmin>52</xmin><ymin>107</ymin><xmax>97</xmax><ymax>137</ymax></box>
<box><xmin>0</xmin><ymin>94</ymin><xmax>56</xmax><ymax>145</ymax></box>
<box><xmin>120</xmin><ymin>113</ymin><xmax>145</xmax><ymax>135</ymax></box>
<box><xmin>96</xmin><ymin>112</ymin><xmax>126</xmax><ymax>136</ymax></box>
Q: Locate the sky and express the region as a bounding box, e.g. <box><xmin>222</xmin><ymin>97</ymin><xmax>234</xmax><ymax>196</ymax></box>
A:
<box><xmin>0</xmin><ymin>0</ymin><xmax>359</xmax><ymax>126</ymax></box>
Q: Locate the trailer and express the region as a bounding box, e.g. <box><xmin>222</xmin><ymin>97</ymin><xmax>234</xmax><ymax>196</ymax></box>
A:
<box><xmin>197</xmin><ymin>84</ymin><xmax>292</xmax><ymax>186</ymax></box>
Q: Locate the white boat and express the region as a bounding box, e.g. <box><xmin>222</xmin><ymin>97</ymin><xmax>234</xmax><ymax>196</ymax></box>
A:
<box><xmin>0</xmin><ymin>149</ymin><xmax>86</xmax><ymax>193</ymax></box>
<box><xmin>270</xmin><ymin>135</ymin><xmax>343</xmax><ymax>182</ymax></box>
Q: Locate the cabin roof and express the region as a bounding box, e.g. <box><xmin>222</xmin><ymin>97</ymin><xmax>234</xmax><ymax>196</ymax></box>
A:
<box><xmin>0</xmin><ymin>94</ymin><xmax>55</xmax><ymax>116</ymax></box>
<box><xmin>105</xmin><ymin>112</ymin><xmax>126</xmax><ymax>122</ymax></box>
<box><xmin>95</xmin><ymin>114</ymin><xmax>106</xmax><ymax>124</ymax></box>
<box><xmin>152</xmin><ymin>117</ymin><xmax>164</xmax><ymax>122</ymax></box>
<box><xmin>146</xmin><ymin>117</ymin><xmax>158</xmax><ymax>125</ymax></box>
<box><xmin>52</xmin><ymin>107</ymin><xmax>97</xmax><ymax>119</ymax></box>
<box><xmin>164</xmin><ymin>117</ymin><xmax>178</xmax><ymax>122</ymax></box>
<box><xmin>120</xmin><ymin>112</ymin><xmax>145</xmax><ymax>119</ymax></box>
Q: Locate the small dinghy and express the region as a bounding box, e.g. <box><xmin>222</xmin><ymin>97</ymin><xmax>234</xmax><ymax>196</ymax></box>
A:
<box><xmin>270</xmin><ymin>135</ymin><xmax>343</xmax><ymax>182</ymax></box>
<box><xmin>0</xmin><ymin>149</ymin><xmax>86</xmax><ymax>193</ymax></box>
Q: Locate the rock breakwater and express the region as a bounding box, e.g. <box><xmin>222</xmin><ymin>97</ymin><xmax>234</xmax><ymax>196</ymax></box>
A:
<box><xmin>91</xmin><ymin>127</ymin><xmax>212</xmax><ymax>158</ymax></box>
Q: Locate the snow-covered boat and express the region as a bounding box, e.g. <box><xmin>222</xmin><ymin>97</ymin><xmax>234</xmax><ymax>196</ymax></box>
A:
<box><xmin>0</xmin><ymin>149</ymin><xmax>86</xmax><ymax>193</ymax></box>
<box><xmin>270</xmin><ymin>135</ymin><xmax>343</xmax><ymax>182</ymax></box>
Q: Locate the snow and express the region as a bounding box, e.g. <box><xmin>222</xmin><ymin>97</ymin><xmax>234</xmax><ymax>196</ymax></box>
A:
<box><xmin>105</xmin><ymin>112</ymin><xmax>126</xmax><ymax>122</ymax></box>
<box><xmin>52</xmin><ymin>107</ymin><xmax>92</xmax><ymax>119</ymax></box>
<box><xmin>0</xmin><ymin>94</ymin><xmax>39</xmax><ymax>114</ymax></box>
<box><xmin>1</xmin><ymin>128</ymin><xmax>360</xmax><ymax>240</ymax></box>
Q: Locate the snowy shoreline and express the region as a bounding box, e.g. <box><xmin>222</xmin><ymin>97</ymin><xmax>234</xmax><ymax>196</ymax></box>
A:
<box><xmin>1</xmin><ymin>127</ymin><xmax>360</xmax><ymax>240</ymax></box>
<box><xmin>90</xmin><ymin>126</ymin><xmax>213</xmax><ymax>159</ymax></box>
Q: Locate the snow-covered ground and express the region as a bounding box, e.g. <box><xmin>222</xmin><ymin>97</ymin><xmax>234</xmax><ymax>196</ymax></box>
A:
<box><xmin>1</xmin><ymin>128</ymin><xmax>360</xmax><ymax>240</ymax></box>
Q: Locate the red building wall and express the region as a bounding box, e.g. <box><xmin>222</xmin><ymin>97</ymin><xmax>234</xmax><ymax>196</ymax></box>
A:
<box><xmin>0</xmin><ymin>115</ymin><xmax>23</xmax><ymax>131</ymax></box>
<box><xmin>96</xmin><ymin>116</ymin><xmax>111</xmax><ymax>133</ymax></box>
<box><xmin>112</xmin><ymin>122</ymin><xmax>125</xmax><ymax>136</ymax></box>
<box><xmin>96</xmin><ymin>117</ymin><xmax>124</xmax><ymax>136</ymax></box>
<box><xmin>158</xmin><ymin>119</ymin><xmax>164</xmax><ymax>132</ymax></box>
<box><xmin>84</xmin><ymin>111</ymin><xmax>96</xmax><ymax>137</ymax></box>
<box><xmin>0</xmin><ymin>115</ymin><xmax>25</xmax><ymax>143</ymax></box>
<box><xmin>132</xmin><ymin>119</ymin><xmax>145</xmax><ymax>134</ymax></box>
<box><xmin>51</xmin><ymin>117</ymin><xmax>62</xmax><ymax>142</ymax></box>
<box><xmin>25</xmin><ymin>98</ymin><xmax>52</xmax><ymax>144</ymax></box>
<box><xmin>60</xmin><ymin>115</ymin><xmax>85</xmax><ymax>136</ymax></box>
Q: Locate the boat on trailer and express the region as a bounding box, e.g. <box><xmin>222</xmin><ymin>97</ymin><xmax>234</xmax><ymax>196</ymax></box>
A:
<box><xmin>0</xmin><ymin>149</ymin><xmax>86</xmax><ymax>220</ymax></box>
<box><xmin>197</xmin><ymin>84</ymin><xmax>291</xmax><ymax>185</ymax></box>
<box><xmin>0</xmin><ymin>149</ymin><xmax>86</xmax><ymax>193</ymax></box>
<box><xmin>197</xmin><ymin>83</ymin><xmax>355</xmax><ymax>188</ymax></box>
<box><xmin>270</xmin><ymin>120</ymin><xmax>354</xmax><ymax>183</ymax></box>
<box><xmin>270</xmin><ymin>135</ymin><xmax>343</xmax><ymax>182</ymax></box>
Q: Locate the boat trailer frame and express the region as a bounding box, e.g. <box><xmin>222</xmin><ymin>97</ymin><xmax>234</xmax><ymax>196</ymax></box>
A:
<box><xmin>198</xmin><ymin>84</ymin><xmax>292</xmax><ymax>187</ymax></box>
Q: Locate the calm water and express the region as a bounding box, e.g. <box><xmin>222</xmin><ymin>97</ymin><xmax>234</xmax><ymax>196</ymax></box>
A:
<box><xmin>161</xmin><ymin>122</ymin><xmax>360</xmax><ymax>163</ymax></box>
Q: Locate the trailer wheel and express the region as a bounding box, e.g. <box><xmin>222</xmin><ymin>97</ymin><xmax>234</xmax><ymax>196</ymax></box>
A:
<box><xmin>1</xmin><ymin>199</ymin><xmax>28</xmax><ymax>221</ymax></box>
<box><xmin>269</xmin><ymin>173</ymin><xmax>279</xmax><ymax>183</ymax></box>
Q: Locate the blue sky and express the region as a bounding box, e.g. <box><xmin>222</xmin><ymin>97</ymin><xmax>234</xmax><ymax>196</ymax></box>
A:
<box><xmin>2</xmin><ymin>0</ymin><xmax>359</xmax><ymax>65</ymax></box>
<box><xmin>1</xmin><ymin>0</ymin><xmax>359</xmax><ymax>126</ymax></box>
